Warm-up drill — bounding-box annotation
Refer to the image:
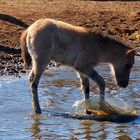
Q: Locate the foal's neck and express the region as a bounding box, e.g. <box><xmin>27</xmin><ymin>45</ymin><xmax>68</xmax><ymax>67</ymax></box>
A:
<box><xmin>83</xmin><ymin>31</ymin><xmax>128</xmax><ymax>64</ymax></box>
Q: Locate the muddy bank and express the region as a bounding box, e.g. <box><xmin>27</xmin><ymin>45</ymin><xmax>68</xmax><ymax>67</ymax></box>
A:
<box><xmin>0</xmin><ymin>1</ymin><xmax>140</xmax><ymax>76</ymax></box>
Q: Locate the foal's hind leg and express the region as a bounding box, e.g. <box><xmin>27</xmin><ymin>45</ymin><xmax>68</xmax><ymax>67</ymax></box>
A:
<box><xmin>29</xmin><ymin>70</ymin><xmax>42</xmax><ymax>114</ymax></box>
<box><xmin>29</xmin><ymin>59</ymin><xmax>49</xmax><ymax>114</ymax></box>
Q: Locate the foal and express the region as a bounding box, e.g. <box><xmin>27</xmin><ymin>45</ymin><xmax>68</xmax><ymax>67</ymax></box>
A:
<box><xmin>20</xmin><ymin>18</ymin><xmax>136</xmax><ymax>114</ymax></box>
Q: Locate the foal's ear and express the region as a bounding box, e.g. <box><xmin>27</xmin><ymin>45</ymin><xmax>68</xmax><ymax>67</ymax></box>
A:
<box><xmin>126</xmin><ymin>49</ymin><xmax>136</xmax><ymax>57</ymax></box>
<box><xmin>135</xmin><ymin>47</ymin><xmax>140</xmax><ymax>56</ymax></box>
<box><xmin>127</xmin><ymin>47</ymin><xmax>140</xmax><ymax>56</ymax></box>
<box><xmin>135</xmin><ymin>52</ymin><xmax>140</xmax><ymax>56</ymax></box>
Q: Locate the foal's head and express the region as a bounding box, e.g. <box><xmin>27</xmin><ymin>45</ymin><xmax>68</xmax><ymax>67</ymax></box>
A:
<box><xmin>112</xmin><ymin>48</ymin><xmax>135</xmax><ymax>88</ymax></box>
<box><xmin>94</xmin><ymin>32</ymin><xmax>137</xmax><ymax>88</ymax></box>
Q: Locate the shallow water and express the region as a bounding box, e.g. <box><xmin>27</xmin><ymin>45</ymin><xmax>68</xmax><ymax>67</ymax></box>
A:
<box><xmin>0</xmin><ymin>57</ymin><xmax>140</xmax><ymax>140</ymax></box>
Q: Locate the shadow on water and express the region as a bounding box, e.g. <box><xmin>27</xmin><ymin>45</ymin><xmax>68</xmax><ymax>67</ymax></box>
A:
<box><xmin>0</xmin><ymin>57</ymin><xmax>140</xmax><ymax>139</ymax></box>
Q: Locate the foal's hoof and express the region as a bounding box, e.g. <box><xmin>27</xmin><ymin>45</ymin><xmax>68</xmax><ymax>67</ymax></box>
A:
<box><xmin>86</xmin><ymin>110</ymin><xmax>93</xmax><ymax>115</ymax></box>
<box><xmin>35</xmin><ymin>109</ymin><xmax>42</xmax><ymax>114</ymax></box>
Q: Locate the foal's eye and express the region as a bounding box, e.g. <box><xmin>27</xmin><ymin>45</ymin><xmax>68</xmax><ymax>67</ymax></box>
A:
<box><xmin>125</xmin><ymin>64</ymin><xmax>132</xmax><ymax>69</ymax></box>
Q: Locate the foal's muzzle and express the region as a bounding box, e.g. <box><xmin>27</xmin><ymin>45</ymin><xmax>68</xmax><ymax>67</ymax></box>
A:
<box><xmin>118</xmin><ymin>80</ymin><xmax>129</xmax><ymax>88</ymax></box>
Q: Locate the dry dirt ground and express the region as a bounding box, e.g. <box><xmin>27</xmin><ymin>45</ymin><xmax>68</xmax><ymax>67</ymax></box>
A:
<box><xmin>0</xmin><ymin>0</ymin><xmax>140</xmax><ymax>76</ymax></box>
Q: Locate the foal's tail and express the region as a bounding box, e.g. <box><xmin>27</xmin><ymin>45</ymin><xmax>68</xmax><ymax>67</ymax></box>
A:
<box><xmin>20</xmin><ymin>29</ymin><xmax>31</xmax><ymax>69</ymax></box>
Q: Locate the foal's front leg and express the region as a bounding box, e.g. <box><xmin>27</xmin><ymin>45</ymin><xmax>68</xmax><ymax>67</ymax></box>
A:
<box><xmin>79</xmin><ymin>74</ymin><xmax>94</xmax><ymax>115</ymax></box>
<box><xmin>77</xmin><ymin>66</ymin><xmax>105</xmax><ymax>108</ymax></box>
<box><xmin>79</xmin><ymin>74</ymin><xmax>90</xmax><ymax>100</ymax></box>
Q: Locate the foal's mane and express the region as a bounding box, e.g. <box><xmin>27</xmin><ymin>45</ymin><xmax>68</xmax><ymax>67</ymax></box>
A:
<box><xmin>87</xmin><ymin>31</ymin><xmax>134</xmax><ymax>50</ymax></box>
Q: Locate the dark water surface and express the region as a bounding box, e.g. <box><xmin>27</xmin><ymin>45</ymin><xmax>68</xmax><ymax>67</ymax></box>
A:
<box><xmin>0</xmin><ymin>57</ymin><xmax>140</xmax><ymax>140</ymax></box>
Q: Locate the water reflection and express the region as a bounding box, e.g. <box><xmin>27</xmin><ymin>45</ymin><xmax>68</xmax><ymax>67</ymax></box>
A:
<box><xmin>29</xmin><ymin>118</ymin><xmax>42</xmax><ymax>139</ymax></box>
<box><xmin>28</xmin><ymin>117</ymin><xmax>137</xmax><ymax>140</ymax></box>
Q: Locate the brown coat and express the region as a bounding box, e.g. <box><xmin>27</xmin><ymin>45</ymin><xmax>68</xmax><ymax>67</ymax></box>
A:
<box><xmin>20</xmin><ymin>18</ymin><xmax>135</xmax><ymax>114</ymax></box>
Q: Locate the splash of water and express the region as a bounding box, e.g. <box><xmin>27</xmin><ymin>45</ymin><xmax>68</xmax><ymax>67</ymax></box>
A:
<box><xmin>73</xmin><ymin>95</ymin><xmax>137</xmax><ymax>116</ymax></box>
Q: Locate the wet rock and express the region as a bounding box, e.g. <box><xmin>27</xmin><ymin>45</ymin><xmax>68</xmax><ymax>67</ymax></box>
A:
<box><xmin>49</xmin><ymin>60</ymin><xmax>61</xmax><ymax>67</ymax></box>
<box><xmin>20</xmin><ymin>70</ymin><xmax>26</xmax><ymax>73</ymax></box>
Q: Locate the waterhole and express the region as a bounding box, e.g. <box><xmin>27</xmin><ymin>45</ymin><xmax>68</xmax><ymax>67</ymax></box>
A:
<box><xmin>0</xmin><ymin>57</ymin><xmax>140</xmax><ymax>139</ymax></box>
